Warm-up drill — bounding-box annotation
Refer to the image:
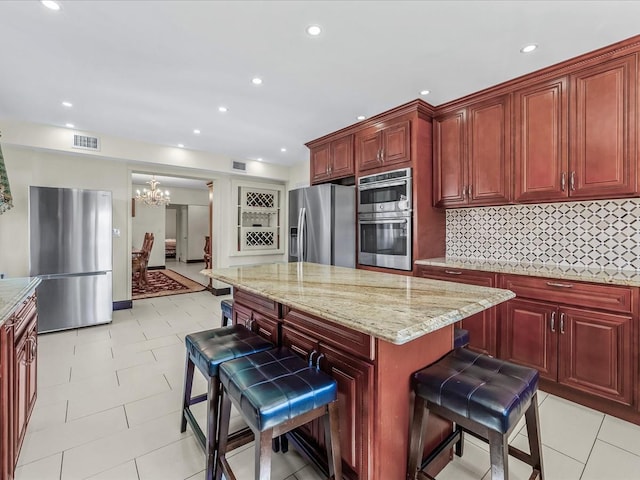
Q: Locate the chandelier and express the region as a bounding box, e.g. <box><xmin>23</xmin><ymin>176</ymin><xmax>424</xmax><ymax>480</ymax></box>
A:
<box><xmin>135</xmin><ymin>176</ymin><xmax>170</xmax><ymax>207</ymax></box>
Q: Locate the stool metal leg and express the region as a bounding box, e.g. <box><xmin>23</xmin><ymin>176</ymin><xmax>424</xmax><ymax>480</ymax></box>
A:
<box><xmin>180</xmin><ymin>352</ymin><xmax>195</xmax><ymax>433</ymax></box>
<box><xmin>406</xmin><ymin>395</ymin><xmax>428</xmax><ymax>480</ymax></box>
<box><xmin>256</xmin><ymin>430</ymin><xmax>273</xmax><ymax>480</ymax></box>
<box><xmin>525</xmin><ymin>394</ymin><xmax>544</xmax><ymax>479</ymax></box>
<box><xmin>488</xmin><ymin>429</ymin><xmax>509</xmax><ymax>480</ymax></box>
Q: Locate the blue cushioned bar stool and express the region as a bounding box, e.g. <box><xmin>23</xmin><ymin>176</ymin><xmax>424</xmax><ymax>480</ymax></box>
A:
<box><xmin>181</xmin><ymin>326</ymin><xmax>273</xmax><ymax>480</ymax></box>
<box><xmin>216</xmin><ymin>347</ymin><xmax>342</xmax><ymax>480</ymax></box>
<box><xmin>453</xmin><ymin>327</ymin><xmax>469</xmax><ymax>349</ymax></box>
<box><xmin>407</xmin><ymin>348</ymin><xmax>544</xmax><ymax>480</ymax></box>
<box><xmin>220</xmin><ymin>299</ymin><xmax>233</xmax><ymax>327</ymax></box>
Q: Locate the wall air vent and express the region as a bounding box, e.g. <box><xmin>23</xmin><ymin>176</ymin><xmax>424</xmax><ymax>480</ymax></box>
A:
<box><xmin>72</xmin><ymin>134</ymin><xmax>100</xmax><ymax>151</ymax></box>
<box><xmin>232</xmin><ymin>160</ymin><xmax>247</xmax><ymax>173</ymax></box>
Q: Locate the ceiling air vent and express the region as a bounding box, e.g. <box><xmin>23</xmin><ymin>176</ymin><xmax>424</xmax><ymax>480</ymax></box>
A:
<box><xmin>72</xmin><ymin>134</ymin><xmax>100</xmax><ymax>151</ymax></box>
<box><xmin>232</xmin><ymin>160</ymin><xmax>247</xmax><ymax>173</ymax></box>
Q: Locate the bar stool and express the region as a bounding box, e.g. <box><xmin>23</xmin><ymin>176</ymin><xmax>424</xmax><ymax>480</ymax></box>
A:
<box><xmin>453</xmin><ymin>327</ymin><xmax>469</xmax><ymax>349</ymax></box>
<box><xmin>216</xmin><ymin>347</ymin><xmax>343</xmax><ymax>480</ymax></box>
<box><xmin>407</xmin><ymin>348</ymin><xmax>544</xmax><ymax>480</ymax></box>
<box><xmin>220</xmin><ymin>299</ymin><xmax>233</xmax><ymax>327</ymax></box>
<box><xmin>181</xmin><ymin>325</ymin><xmax>273</xmax><ymax>480</ymax></box>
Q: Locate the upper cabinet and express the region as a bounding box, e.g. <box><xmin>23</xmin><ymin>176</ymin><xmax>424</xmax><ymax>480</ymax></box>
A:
<box><xmin>356</xmin><ymin>120</ymin><xmax>411</xmax><ymax>173</ymax></box>
<box><xmin>434</xmin><ymin>95</ymin><xmax>512</xmax><ymax>207</ymax></box>
<box><xmin>310</xmin><ymin>135</ymin><xmax>354</xmax><ymax>185</ymax></box>
<box><xmin>569</xmin><ymin>54</ymin><xmax>637</xmax><ymax>199</ymax></box>
<box><xmin>515</xmin><ymin>55</ymin><xmax>637</xmax><ymax>203</ymax></box>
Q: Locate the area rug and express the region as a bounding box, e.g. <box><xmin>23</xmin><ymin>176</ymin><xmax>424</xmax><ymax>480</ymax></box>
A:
<box><xmin>132</xmin><ymin>269</ymin><xmax>206</xmax><ymax>300</ymax></box>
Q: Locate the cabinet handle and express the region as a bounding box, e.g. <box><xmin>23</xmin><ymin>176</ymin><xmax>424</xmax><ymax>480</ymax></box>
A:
<box><xmin>560</xmin><ymin>312</ymin><xmax>565</xmax><ymax>334</ymax></box>
<box><xmin>444</xmin><ymin>270</ymin><xmax>462</xmax><ymax>275</ymax></box>
<box><xmin>380</xmin><ymin>148</ymin><xmax>384</xmax><ymax>162</ymax></box>
<box><xmin>561</xmin><ymin>172</ymin><xmax>566</xmax><ymax>192</ymax></box>
<box><xmin>550</xmin><ymin>311</ymin><xmax>556</xmax><ymax>332</ymax></box>
<box><xmin>468</xmin><ymin>184</ymin><xmax>472</xmax><ymax>197</ymax></box>
<box><xmin>546</xmin><ymin>281</ymin><xmax>573</xmax><ymax>288</ymax></box>
<box><xmin>461</xmin><ymin>185</ymin><xmax>467</xmax><ymax>198</ymax></box>
<box><xmin>570</xmin><ymin>171</ymin><xmax>576</xmax><ymax>191</ymax></box>
<box><xmin>376</xmin><ymin>149</ymin><xmax>381</xmax><ymax>162</ymax></box>
<box><xmin>315</xmin><ymin>353</ymin><xmax>325</xmax><ymax>370</ymax></box>
<box><xmin>308</xmin><ymin>350</ymin><xmax>317</xmax><ymax>367</ymax></box>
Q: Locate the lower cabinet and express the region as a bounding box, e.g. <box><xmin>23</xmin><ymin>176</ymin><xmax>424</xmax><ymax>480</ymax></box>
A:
<box><xmin>13</xmin><ymin>317</ymin><xmax>38</xmax><ymax>458</ymax></box>
<box><xmin>1</xmin><ymin>324</ymin><xmax>10</xmax><ymax>480</ymax></box>
<box><xmin>415</xmin><ymin>265</ymin><xmax>498</xmax><ymax>355</ymax></box>
<box><xmin>501</xmin><ymin>276</ymin><xmax>635</xmax><ymax>406</ymax></box>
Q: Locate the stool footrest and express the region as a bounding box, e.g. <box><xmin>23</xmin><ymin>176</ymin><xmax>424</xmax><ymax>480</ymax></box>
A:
<box><xmin>188</xmin><ymin>393</ymin><xmax>207</xmax><ymax>406</ymax></box>
<box><xmin>420</xmin><ymin>428</ymin><xmax>462</xmax><ymax>471</ymax></box>
<box><xmin>183</xmin><ymin>408</ymin><xmax>207</xmax><ymax>452</ymax></box>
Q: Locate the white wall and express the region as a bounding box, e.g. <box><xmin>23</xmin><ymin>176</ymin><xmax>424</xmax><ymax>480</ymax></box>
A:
<box><xmin>168</xmin><ymin>186</ymin><xmax>209</xmax><ymax>206</ymax></box>
<box><xmin>288</xmin><ymin>161</ymin><xmax>310</xmax><ymax>190</ymax></box>
<box><xmin>187</xmin><ymin>205</ymin><xmax>209</xmax><ymax>261</ymax></box>
<box><xmin>165</xmin><ymin>208</ymin><xmax>177</xmax><ymax>238</ymax></box>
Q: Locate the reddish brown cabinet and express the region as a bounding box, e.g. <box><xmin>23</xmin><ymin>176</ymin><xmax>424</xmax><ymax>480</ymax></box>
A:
<box><xmin>13</xmin><ymin>320</ymin><xmax>37</xmax><ymax>458</ymax></box>
<box><xmin>514</xmin><ymin>77</ymin><xmax>569</xmax><ymax>202</ymax></box>
<box><xmin>500</xmin><ymin>275</ymin><xmax>635</xmax><ymax>406</ymax></box>
<box><xmin>569</xmin><ymin>54</ymin><xmax>638</xmax><ymax>199</ymax></box>
<box><xmin>434</xmin><ymin>95</ymin><xmax>511</xmax><ymax>207</ymax></box>
<box><xmin>1</xmin><ymin>324</ymin><xmax>9</xmax><ymax>480</ymax></box>
<box><xmin>310</xmin><ymin>135</ymin><xmax>355</xmax><ymax>184</ymax></box>
<box><xmin>415</xmin><ymin>265</ymin><xmax>498</xmax><ymax>355</ymax></box>
<box><xmin>356</xmin><ymin>120</ymin><xmax>411</xmax><ymax>173</ymax></box>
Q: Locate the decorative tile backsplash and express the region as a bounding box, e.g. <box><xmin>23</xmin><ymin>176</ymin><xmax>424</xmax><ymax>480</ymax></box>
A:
<box><xmin>446</xmin><ymin>199</ymin><xmax>640</xmax><ymax>270</ymax></box>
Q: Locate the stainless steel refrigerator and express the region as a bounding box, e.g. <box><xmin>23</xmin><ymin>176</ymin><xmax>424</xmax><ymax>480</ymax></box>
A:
<box><xmin>29</xmin><ymin>186</ymin><xmax>113</xmax><ymax>333</ymax></box>
<box><xmin>288</xmin><ymin>184</ymin><xmax>355</xmax><ymax>268</ymax></box>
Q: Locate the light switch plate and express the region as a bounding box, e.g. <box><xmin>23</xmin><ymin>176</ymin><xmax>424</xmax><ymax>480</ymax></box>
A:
<box><xmin>112</xmin><ymin>228</ymin><xmax>121</xmax><ymax>237</ymax></box>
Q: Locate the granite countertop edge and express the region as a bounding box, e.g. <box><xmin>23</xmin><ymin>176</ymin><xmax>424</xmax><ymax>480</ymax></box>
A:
<box><xmin>415</xmin><ymin>258</ymin><xmax>640</xmax><ymax>287</ymax></box>
<box><xmin>0</xmin><ymin>277</ymin><xmax>42</xmax><ymax>326</ymax></box>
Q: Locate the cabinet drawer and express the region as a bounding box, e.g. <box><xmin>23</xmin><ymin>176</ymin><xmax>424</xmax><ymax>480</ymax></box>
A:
<box><xmin>234</xmin><ymin>289</ymin><xmax>281</xmax><ymax>319</ymax></box>
<box><xmin>416</xmin><ymin>265</ymin><xmax>496</xmax><ymax>286</ymax></box>
<box><xmin>502</xmin><ymin>275</ymin><xmax>633</xmax><ymax>313</ymax></box>
<box><xmin>284</xmin><ymin>309</ymin><xmax>374</xmax><ymax>361</ymax></box>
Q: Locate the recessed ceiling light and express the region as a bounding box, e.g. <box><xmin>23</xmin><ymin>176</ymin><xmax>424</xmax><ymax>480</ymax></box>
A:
<box><xmin>357</xmin><ymin>115</ymin><xmax>366</xmax><ymax>121</ymax></box>
<box><xmin>41</xmin><ymin>1</ymin><xmax>60</xmax><ymax>11</ymax></box>
<box><xmin>252</xmin><ymin>77</ymin><xmax>263</xmax><ymax>85</ymax></box>
<box><xmin>280</xmin><ymin>148</ymin><xmax>287</xmax><ymax>152</ymax></box>
<box><xmin>178</xmin><ymin>144</ymin><xmax>184</xmax><ymax>148</ymax></box>
<box><xmin>520</xmin><ymin>44</ymin><xmax>538</xmax><ymax>53</ymax></box>
<box><xmin>420</xmin><ymin>90</ymin><xmax>430</xmax><ymax>96</ymax></box>
<box><xmin>306</xmin><ymin>25</ymin><xmax>322</xmax><ymax>36</ymax></box>
<box><xmin>65</xmin><ymin>123</ymin><xmax>74</xmax><ymax>128</ymax></box>
<box><xmin>193</xmin><ymin>129</ymin><xmax>201</xmax><ymax>134</ymax></box>
<box><xmin>62</xmin><ymin>101</ymin><xmax>72</xmax><ymax>108</ymax></box>
<box><xmin>218</xmin><ymin>106</ymin><xmax>228</xmax><ymax>113</ymax></box>
<box><xmin>257</xmin><ymin>158</ymin><xmax>263</xmax><ymax>162</ymax></box>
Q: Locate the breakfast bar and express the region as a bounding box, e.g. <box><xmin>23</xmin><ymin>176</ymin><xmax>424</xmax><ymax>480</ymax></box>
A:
<box><xmin>202</xmin><ymin>262</ymin><xmax>514</xmax><ymax>480</ymax></box>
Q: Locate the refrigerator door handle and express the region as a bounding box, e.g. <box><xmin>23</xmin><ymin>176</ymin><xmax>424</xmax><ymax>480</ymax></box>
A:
<box><xmin>298</xmin><ymin>207</ymin><xmax>306</xmax><ymax>262</ymax></box>
<box><xmin>38</xmin><ymin>271</ymin><xmax>109</xmax><ymax>280</ymax></box>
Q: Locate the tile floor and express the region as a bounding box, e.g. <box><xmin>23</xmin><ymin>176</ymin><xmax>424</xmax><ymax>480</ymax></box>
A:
<box><xmin>13</xmin><ymin>261</ymin><xmax>640</xmax><ymax>479</ymax></box>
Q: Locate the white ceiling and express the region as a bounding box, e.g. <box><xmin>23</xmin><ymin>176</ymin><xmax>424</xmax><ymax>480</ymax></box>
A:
<box><xmin>1</xmin><ymin>1</ymin><xmax>640</xmax><ymax>167</ymax></box>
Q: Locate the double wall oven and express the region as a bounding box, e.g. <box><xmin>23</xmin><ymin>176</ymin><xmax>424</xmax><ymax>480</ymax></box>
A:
<box><xmin>357</xmin><ymin>167</ymin><xmax>413</xmax><ymax>271</ymax></box>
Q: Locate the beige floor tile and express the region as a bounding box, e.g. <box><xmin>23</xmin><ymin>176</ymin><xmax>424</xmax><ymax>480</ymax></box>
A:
<box><xmin>36</xmin><ymin>372</ymin><xmax>119</xmax><ymax>408</ymax></box>
<box><xmin>125</xmin><ymin>389</ymin><xmax>184</xmax><ymax>427</ymax></box>
<box><xmin>14</xmin><ymin>453</ymin><xmax>62</xmax><ymax>480</ymax></box>
<box><xmin>536</xmin><ymin>394</ymin><xmax>603</xmax><ymax>463</ymax></box>
<box><xmin>18</xmin><ymin>406</ymin><xmax>127</xmax><ymax>466</ymax></box>
<box><xmin>581</xmin><ymin>439</ymin><xmax>640</xmax><ymax>480</ymax></box>
<box><xmin>136</xmin><ymin>436</ymin><xmax>204</xmax><ymax>480</ymax></box>
<box><xmin>111</xmin><ymin>334</ymin><xmax>180</xmax><ymax>357</ymax></box>
<box><xmin>225</xmin><ymin>444</ymin><xmax>308</xmax><ymax>480</ymax></box>
<box><xmin>26</xmin><ymin>399</ymin><xmax>67</xmax><ymax>433</ymax></box>
<box><xmin>597</xmin><ymin>414</ymin><xmax>640</xmax><ymax>457</ymax></box>
<box><xmin>71</xmin><ymin>349</ymin><xmax>156</xmax><ymax>380</ymax></box>
<box><xmin>61</xmin><ymin>412</ymin><xmax>192</xmax><ymax>479</ymax></box>
<box><xmin>293</xmin><ymin>464</ymin><xmax>325</xmax><ymax>480</ymax></box>
<box><xmin>85</xmin><ymin>461</ymin><xmax>140</xmax><ymax>480</ymax></box>
<box><xmin>37</xmin><ymin>362</ymin><xmax>71</xmax><ymax>388</ymax></box>
<box><xmin>435</xmin><ymin>441</ymin><xmax>490</xmax><ymax>480</ymax></box>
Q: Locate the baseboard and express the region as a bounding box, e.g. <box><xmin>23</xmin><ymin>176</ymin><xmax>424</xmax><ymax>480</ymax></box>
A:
<box><xmin>186</xmin><ymin>259</ymin><xmax>205</xmax><ymax>264</ymax></box>
<box><xmin>147</xmin><ymin>265</ymin><xmax>166</xmax><ymax>271</ymax></box>
<box><xmin>113</xmin><ymin>300</ymin><xmax>133</xmax><ymax>310</ymax></box>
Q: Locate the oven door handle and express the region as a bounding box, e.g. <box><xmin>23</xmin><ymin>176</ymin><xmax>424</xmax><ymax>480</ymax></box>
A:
<box><xmin>358</xmin><ymin>218</ymin><xmax>408</xmax><ymax>225</ymax></box>
<box><xmin>358</xmin><ymin>180</ymin><xmax>409</xmax><ymax>191</ymax></box>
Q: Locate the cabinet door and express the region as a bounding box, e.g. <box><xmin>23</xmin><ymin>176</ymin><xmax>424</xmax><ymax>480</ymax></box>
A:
<box><xmin>467</xmin><ymin>95</ymin><xmax>512</xmax><ymax>205</ymax></box>
<box><xmin>356</xmin><ymin>127</ymin><xmax>382</xmax><ymax>172</ymax></box>
<box><xmin>558</xmin><ymin>307</ymin><xmax>633</xmax><ymax>405</ymax></box>
<box><xmin>319</xmin><ymin>342</ymin><xmax>373</xmax><ymax>480</ymax></box>
<box><xmin>501</xmin><ymin>299</ymin><xmax>558</xmax><ymax>381</ymax></box>
<box><xmin>381</xmin><ymin>120</ymin><xmax>411</xmax><ymax>167</ymax></box>
<box><xmin>13</xmin><ymin>335</ymin><xmax>28</xmax><ymax>461</ymax></box>
<box><xmin>570</xmin><ymin>54</ymin><xmax>637</xmax><ymax>198</ymax></box>
<box><xmin>514</xmin><ymin>77</ymin><xmax>569</xmax><ymax>202</ymax></box>
<box><xmin>250</xmin><ymin>312</ymin><xmax>279</xmax><ymax>345</ymax></box>
<box><xmin>329</xmin><ymin>135</ymin><xmax>354</xmax><ymax>179</ymax></box>
<box><xmin>232</xmin><ymin>302</ymin><xmax>252</xmax><ymax>328</ymax></box>
<box><xmin>433</xmin><ymin>110</ymin><xmax>467</xmax><ymax>207</ymax></box>
<box><xmin>415</xmin><ymin>266</ymin><xmax>497</xmax><ymax>355</ymax></box>
<box><xmin>310</xmin><ymin>143</ymin><xmax>331</xmax><ymax>184</ymax></box>
<box><xmin>1</xmin><ymin>325</ymin><xmax>10</xmax><ymax>480</ymax></box>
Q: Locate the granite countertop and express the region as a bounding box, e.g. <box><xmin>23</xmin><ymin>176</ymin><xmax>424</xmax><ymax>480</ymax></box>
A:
<box><xmin>415</xmin><ymin>257</ymin><xmax>640</xmax><ymax>287</ymax></box>
<box><xmin>0</xmin><ymin>277</ymin><xmax>41</xmax><ymax>326</ymax></box>
<box><xmin>201</xmin><ymin>262</ymin><xmax>514</xmax><ymax>345</ymax></box>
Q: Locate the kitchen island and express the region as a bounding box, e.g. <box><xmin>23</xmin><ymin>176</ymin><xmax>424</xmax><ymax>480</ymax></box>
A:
<box><xmin>201</xmin><ymin>262</ymin><xmax>514</xmax><ymax>480</ymax></box>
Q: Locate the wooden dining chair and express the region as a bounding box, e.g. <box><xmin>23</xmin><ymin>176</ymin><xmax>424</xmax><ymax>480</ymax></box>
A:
<box><xmin>132</xmin><ymin>232</ymin><xmax>154</xmax><ymax>288</ymax></box>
